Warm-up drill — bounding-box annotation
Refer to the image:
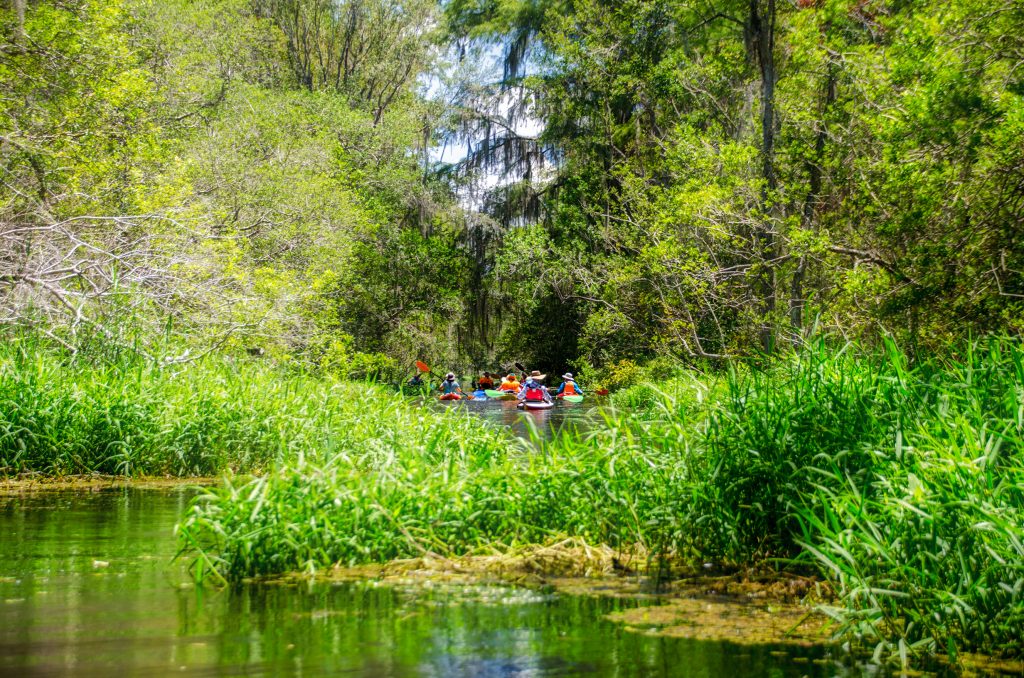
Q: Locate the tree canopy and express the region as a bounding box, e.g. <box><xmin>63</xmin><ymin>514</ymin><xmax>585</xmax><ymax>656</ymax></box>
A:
<box><xmin>2</xmin><ymin>0</ymin><xmax>1022</xmax><ymax>373</ymax></box>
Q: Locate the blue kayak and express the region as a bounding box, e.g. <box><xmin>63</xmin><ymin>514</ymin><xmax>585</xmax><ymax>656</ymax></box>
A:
<box><xmin>472</xmin><ymin>390</ymin><xmax>488</xmax><ymax>399</ymax></box>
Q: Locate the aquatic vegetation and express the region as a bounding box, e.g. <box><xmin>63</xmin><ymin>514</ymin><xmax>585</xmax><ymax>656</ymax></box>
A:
<box><xmin>606</xmin><ymin>596</ymin><xmax>828</xmax><ymax>647</ymax></box>
<box><xmin>176</xmin><ymin>420</ymin><xmax>694</xmax><ymax>581</ymax></box>
<box><xmin>791</xmin><ymin>341</ymin><xmax>1024</xmax><ymax>662</ymax></box>
<box><xmin>687</xmin><ymin>338</ymin><xmax>1024</xmax><ymax>663</ymax></box>
<box><xmin>176</xmin><ymin>337</ymin><xmax>1024</xmax><ymax>665</ymax></box>
<box><xmin>4</xmin><ymin>334</ymin><xmax>1023</xmax><ymax>664</ymax></box>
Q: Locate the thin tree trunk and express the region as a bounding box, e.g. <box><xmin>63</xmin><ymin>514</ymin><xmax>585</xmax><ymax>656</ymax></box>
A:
<box><xmin>749</xmin><ymin>0</ymin><xmax>778</xmax><ymax>352</ymax></box>
<box><xmin>791</xmin><ymin>49</ymin><xmax>837</xmax><ymax>335</ymax></box>
<box><xmin>13</xmin><ymin>0</ymin><xmax>27</xmax><ymax>50</ymax></box>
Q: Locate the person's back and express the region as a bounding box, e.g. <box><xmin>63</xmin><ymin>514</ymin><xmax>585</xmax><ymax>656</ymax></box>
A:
<box><xmin>522</xmin><ymin>381</ymin><xmax>547</xmax><ymax>401</ymax></box>
<box><xmin>498</xmin><ymin>375</ymin><xmax>520</xmax><ymax>391</ymax></box>
<box><xmin>478</xmin><ymin>372</ymin><xmax>495</xmax><ymax>389</ymax></box>
<box><xmin>558</xmin><ymin>372</ymin><xmax>582</xmax><ymax>396</ymax></box>
<box><xmin>440</xmin><ymin>373</ymin><xmax>462</xmax><ymax>396</ymax></box>
<box><xmin>518</xmin><ymin>371</ymin><xmax>551</xmax><ymax>402</ymax></box>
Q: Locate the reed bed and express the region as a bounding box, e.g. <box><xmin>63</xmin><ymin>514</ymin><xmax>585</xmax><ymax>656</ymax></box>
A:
<box><xmin>0</xmin><ymin>341</ymin><xmax>414</xmax><ymax>476</ymax></box>
<box><xmin>177</xmin><ymin>337</ymin><xmax>1024</xmax><ymax>665</ymax></box>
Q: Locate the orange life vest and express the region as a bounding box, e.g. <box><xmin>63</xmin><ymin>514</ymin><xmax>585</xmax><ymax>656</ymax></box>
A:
<box><xmin>562</xmin><ymin>382</ymin><xmax>577</xmax><ymax>395</ymax></box>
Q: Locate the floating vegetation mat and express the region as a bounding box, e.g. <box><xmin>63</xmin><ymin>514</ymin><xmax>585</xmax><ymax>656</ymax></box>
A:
<box><xmin>270</xmin><ymin>539</ymin><xmax>834</xmax><ymax>648</ymax></box>
<box><xmin>605</xmin><ymin>596</ymin><xmax>828</xmax><ymax>646</ymax></box>
<box><xmin>318</xmin><ymin>538</ymin><xmax>647</xmax><ymax>582</ymax></box>
<box><xmin>0</xmin><ymin>476</ymin><xmax>215</xmax><ymax>494</ymax></box>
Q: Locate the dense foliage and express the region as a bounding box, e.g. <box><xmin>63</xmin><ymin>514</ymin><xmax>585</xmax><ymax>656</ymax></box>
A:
<box><xmin>4</xmin><ymin>0</ymin><xmax>1023</xmax><ymax>370</ymax></box>
<box><xmin>0</xmin><ymin>0</ymin><xmax>464</xmax><ymax>371</ymax></box>
<box><xmin>446</xmin><ymin>0</ymin><xmax>1024</xmax><ymax>368</ymax></box>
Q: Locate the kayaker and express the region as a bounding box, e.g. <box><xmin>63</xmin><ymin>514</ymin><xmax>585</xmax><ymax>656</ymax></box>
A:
<box><xmin>477</xmin><ymin>371</ymin><xmax>495</xmax><ymax>390</ymax></box>
<box><xmin>439</xmin><ymin>373</ymin><xmax>466</xmax><ymax>400</ymax></box>
<box><xmin>517</xmin><ymin>371</ymin><xmax>553</xmax><ymax>404</ymax></box>
<box><xmin>407</xmin><ymin>374</ymin><xmax>424</xmax><ymax>387</ymax></box>
<box><xmin>556</xmin><ymin>372</ymin><xmax>584</xmax><ymax>397</ymax></box>
<box><xmin>498</xmin><ymin>373</ymin><xmax>520</xmax><ymax>392</ymax></box>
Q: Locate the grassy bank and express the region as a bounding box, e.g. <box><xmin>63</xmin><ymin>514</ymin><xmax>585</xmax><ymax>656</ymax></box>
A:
<box><xmin>0</xmin><ymin>341</ymin><xmax>478</xmax><ymax>477</ymax></box>
<box><xmin>176</xmin><ymin>337</ymin><xmax>1024</xmax><ymax>665</ymax></box>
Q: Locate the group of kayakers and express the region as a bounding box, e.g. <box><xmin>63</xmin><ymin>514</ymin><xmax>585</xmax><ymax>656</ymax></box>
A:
<box><xmin>420</xmin><ymin>368</ymin><xmax>583</xmax><ymax>403</ymax></box>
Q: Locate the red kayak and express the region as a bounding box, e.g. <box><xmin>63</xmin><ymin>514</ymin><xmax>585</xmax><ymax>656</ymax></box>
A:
<box><xmin>439</xmin><ymin>393</ymin><xmax>462</xmax><ymax>401</ymax></box>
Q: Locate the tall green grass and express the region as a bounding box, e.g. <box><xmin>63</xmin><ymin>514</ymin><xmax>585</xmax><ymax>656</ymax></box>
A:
<box><xmin>176</xmin><ymin>336</ymin><xmax>1024</xmax><ymax>665</ymax></box>
<box><xmin>792</xmin><ymin>340</ymin><xmax>1024</xmax><ymax>662</ymax></box>
<box><xmin>0</xmin><ymin>340</ymin><xmax>407</xmax><ymax>476</ymax></box>
<box><xmin>176</xmin><ymin>415</ymin><xmax>695</xmax><ymax>579</ymax></box>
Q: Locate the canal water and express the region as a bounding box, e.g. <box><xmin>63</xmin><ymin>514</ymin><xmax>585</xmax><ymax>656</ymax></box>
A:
<box><xmin>428</xmin><ymin>395</ymin><xmax>603</xmax><ymax>440</ymax></box>
<box><xmin>0</xmin><ymin>487</ymin><xmax>866</xmax><ymax>677</ymax></box>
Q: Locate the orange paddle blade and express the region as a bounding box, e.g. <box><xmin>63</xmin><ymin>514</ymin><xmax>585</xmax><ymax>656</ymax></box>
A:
<box><xmin>415</xmin><ymin>360</ymin><xmax>430</xmax><ymax>373</ymax></box>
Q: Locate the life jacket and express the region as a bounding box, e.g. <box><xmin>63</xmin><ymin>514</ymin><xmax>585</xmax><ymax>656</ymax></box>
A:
<box><xmin>525</xmin><ymin>384</ymin><xmax>546</xmax><ymax>401</ymax></box>
<box><xmin>499</xmin><ymin>380</ymin><xmax>519</xmax><ymax>391</ymax></box>
<box><xmin>478</xmin><ymin>377</ymin><xmax>494</xmax><ymax>388</ymax></box>
<box><xmin>562</xmin><ymin>381</ymin><xmax>577</xmax><ymax>396</ymax></box>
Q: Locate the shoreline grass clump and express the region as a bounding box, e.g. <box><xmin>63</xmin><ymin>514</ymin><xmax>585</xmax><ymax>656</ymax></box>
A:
<box><xmin>793</xmin><ymin>340</ymin><xmax>1024</xmax><ymax>661</ymax></box>
<box><xmin>176</xmin><ymin>336</ymin><xmax>1024</xmax><ymax>667</ymax></box>
<box><xmin>0</xmin><ymin>341</ymin><xmax>450</xmax><ymax>477</ymax></box>
<box><xmin>176</xmin><ymin>414</ymin><xmax>696</xmax><ymax>579</ymax></box>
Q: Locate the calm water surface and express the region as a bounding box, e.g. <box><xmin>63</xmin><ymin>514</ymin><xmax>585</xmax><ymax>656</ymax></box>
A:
<box><xmin>428</xmin><ymin>396</ymin><xmax>601</xmax><ymax>440</ymax></box>
<box><xmin>0</xmin><ymin>487</ymin><xmax>868</xmax><ymax>677</ymax></box>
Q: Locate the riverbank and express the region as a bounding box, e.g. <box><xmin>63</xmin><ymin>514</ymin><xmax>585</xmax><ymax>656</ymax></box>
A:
<box><xmin>1</xmin><ymin>342</ymin><xmax>515</xmax><ymax>477</ymax></box>
<box><xmin>5</xmin><ymin>338</ymin><xmax>1024</xmax><ymax>668</ymax></box>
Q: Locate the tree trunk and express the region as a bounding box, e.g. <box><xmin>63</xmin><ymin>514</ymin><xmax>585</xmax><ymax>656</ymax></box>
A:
<box><xmin>790</xmin><ymin>48</ymin><xmax>838</xmax><ymax>335</ymax></box>
<box><xmin>748</xmin><ymin>0</ymin><xmax>778</xmax><ymax>352</ymax></box>
<box><xmin>13</xmin><ymin>0</ymin><xmax>26</xmax><ymax>50</ymax></box>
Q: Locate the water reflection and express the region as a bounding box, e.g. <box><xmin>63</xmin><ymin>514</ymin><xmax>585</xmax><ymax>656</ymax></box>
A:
<box><xmin>0</xmin><ymin>487</ymin><xmax>948</xmax><ymax>677</ymax></box>
<box><xmin>428</xmin><ymin>396</ymin><xmax>598</xmax><ymax>440</ymax></box>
